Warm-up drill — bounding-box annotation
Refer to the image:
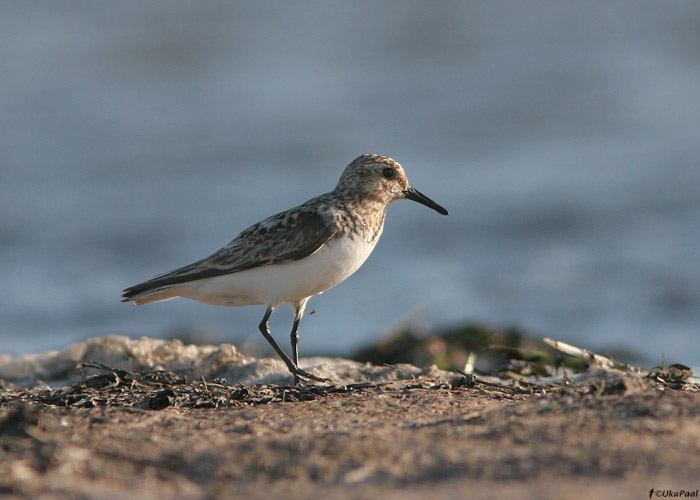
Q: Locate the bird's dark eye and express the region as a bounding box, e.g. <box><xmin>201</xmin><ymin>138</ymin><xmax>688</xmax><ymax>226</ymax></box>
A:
<box><xmin>382</xmin><ymin>167</ymin><xmax>395</xmax><ymax>179</ymax></box>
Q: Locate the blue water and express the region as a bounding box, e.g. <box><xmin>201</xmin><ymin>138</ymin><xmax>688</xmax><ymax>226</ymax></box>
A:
<box><xmin>1</xmin><ymin>2</ymin><xmax>699</xmax><ymax>365</ymax></box>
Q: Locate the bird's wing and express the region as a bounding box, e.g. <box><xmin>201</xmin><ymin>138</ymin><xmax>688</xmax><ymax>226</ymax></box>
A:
<box><xmin>122</xmin><ymin>204</ymin><xmax>338</xmax><ymax>298</ymax></box>
<box><xmin>203</xmin><ymin>206</ymin><xmax>338</xmax><ymax>273</ymax></box>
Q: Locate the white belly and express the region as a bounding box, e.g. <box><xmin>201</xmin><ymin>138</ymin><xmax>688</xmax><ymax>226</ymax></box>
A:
<box><xmin>176</xmin><ymin>235</ymin><xmax>378</xmax><ymax>307</ymax></box>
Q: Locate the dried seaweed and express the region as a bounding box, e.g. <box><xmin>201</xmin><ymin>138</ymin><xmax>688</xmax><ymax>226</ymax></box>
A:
<box><xmin>1</xmin><ymin>363</ymin><xmax>481</xmax><ymax>410</ymax></box>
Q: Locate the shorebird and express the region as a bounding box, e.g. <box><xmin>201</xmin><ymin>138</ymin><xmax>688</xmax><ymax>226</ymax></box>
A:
<box><xmin>122</xmin><ymin>154</ymin><xmax>449</xmax><ymax>384</ymax></box>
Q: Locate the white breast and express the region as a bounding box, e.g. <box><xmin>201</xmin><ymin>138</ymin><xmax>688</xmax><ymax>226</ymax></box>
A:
<box><xmin>176</xmin><ymin>233</ymin><xmax>379</xmax><ymax>307</ymax></box>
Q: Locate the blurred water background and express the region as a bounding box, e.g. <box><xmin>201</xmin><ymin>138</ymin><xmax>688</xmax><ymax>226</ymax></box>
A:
<box><xmin>1</xmin><ymin>2</ymin><xmax>698</xmax><ymax>365</ymax></box>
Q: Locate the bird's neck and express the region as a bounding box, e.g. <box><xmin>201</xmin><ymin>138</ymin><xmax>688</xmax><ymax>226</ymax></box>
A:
<box><xmin>332</xmin><ymin>197</ymin><xmax>387</xmax><ymax>244</ymax></box>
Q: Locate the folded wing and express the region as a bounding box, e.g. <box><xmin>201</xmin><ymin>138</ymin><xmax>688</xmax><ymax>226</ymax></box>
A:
<box><xmin>122</xmin><ymin>205</ymin><xmax>338</xmax><ymax>301</ymax></box>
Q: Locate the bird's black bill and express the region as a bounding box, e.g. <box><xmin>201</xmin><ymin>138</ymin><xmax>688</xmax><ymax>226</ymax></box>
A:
<box><xmin>403</xmin><ymin>187</ymin><xmax>449</xmax><ymax>215</ymax></box>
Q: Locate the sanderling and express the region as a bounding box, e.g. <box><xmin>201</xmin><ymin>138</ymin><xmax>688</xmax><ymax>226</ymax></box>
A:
<box><xmin>122</xmin><ymin>154</ymin><xmax>448</xmax><ymax>384</ymax></box>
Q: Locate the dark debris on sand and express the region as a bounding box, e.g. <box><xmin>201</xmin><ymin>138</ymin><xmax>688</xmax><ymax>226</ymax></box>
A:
<box><xmin>1</xmin><ymin>356</ymin><xmax>696</xmax><ymax>414</ymax></box>
<box><xmin>1</xmin><ymin>362</ymin><xmax>484</xmax><ymax>411</ymax></box>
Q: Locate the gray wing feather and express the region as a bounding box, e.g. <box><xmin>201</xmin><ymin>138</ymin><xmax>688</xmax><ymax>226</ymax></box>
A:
<box><xmin>122</xmin><ymin>203</ymin><xmax>337</xmax><ymax>300</ymax></box>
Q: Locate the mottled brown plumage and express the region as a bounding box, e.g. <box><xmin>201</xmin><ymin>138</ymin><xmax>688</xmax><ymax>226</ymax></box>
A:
<box><xmin>122</xmin><ymin>154</ymin><xmax>416</xmax><ymax>299</ymax></box>
<box><xmin>122</xmin><ymin>154</ymin><xmax>448</xmax><ymax>383</ymax></box>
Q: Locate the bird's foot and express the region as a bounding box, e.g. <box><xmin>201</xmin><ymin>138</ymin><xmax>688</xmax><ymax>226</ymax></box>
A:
<box><xmin>291</xmin><ymin>365</ymin><xmax>331</xmax><ymax>385</ymax></box>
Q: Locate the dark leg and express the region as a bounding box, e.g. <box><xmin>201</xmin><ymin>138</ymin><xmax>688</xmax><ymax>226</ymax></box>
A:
<box><xmin>290</xmin><ymin>317</ymin><xmax>301</xmax><ymax>386</ymax></box>
<box><xmin>258</xmin><ymin>306</ymin><xmax>328</xmax><ymax>384</ymax></box>
<box><xmin>290</xmin><ymin>299</ymin><xmax>308</xmax><ymax>385</ymax></box>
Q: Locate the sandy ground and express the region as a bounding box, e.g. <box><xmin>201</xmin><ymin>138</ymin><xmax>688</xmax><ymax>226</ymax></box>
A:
<box><xmin>1</xmin><ymin>366</ymin><xmax>699</xmax><ymax>500</ymax></box>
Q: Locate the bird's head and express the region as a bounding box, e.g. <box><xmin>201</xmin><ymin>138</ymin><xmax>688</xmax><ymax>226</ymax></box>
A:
<box><xmin>335</xmin><ymin>154</ymin><xmax>449</xmax><ymax>215</ymax></box>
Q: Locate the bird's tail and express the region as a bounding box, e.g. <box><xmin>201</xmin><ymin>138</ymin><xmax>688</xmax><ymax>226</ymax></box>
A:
<box><xmin>122</xmin><ymin>258</ymin><xmax>220</xmax><ymax>305</ymax></box>
<box><xmin>121</xmin><ymin>280</ymin><xmax>180</xmax><ymax>305</ymax></box>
